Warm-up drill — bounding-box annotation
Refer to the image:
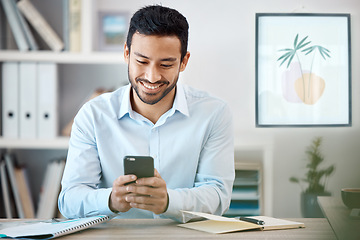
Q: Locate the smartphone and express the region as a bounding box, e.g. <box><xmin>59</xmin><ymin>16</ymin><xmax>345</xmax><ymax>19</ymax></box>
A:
<box><xmin>123</xmin><ymin>156</ymin><xmax>154</xmax><ymax>185</ymax></box>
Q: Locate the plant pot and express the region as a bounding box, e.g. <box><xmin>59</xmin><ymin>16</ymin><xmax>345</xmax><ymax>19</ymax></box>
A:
<box><xmin>301</xmin><ymin>191</ymin><xmax>331</xmax><ymax>218</ymax></box>
<box><xmin>294</xmin><ymin>73</ymin><xmax>325</xmax><ymax>105</ymax></box>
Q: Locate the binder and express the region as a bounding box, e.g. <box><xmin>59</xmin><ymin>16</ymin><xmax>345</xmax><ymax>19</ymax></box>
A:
<box><xmin>2</xmin><ymin>62</ymin><xmax>19</xmax><ymax>138</ymax></box>
<box><xmin>37</xmin><ymin>63</ymin><xmax>58</xmax><ymax>139</ymax></box>
<box><xmin>19</xmin><ymin>62</ymin><xmax>37</xmax><ymax>139</ymax></box>
<box><xmin>0</xmin><ymin>0</ymin><xmax>29</xmax><ymax>51</ymax></box>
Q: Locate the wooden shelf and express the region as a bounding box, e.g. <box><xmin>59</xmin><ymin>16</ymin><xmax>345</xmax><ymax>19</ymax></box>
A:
<box><xmin>0</xmin><ymin>137</ymin><xmax>69</xmax><ymax>149</ymax></box>
<box><xmin>0</xmin><ymin>50</ymin><xmax>125</xmax><ymax>64</ymax></box>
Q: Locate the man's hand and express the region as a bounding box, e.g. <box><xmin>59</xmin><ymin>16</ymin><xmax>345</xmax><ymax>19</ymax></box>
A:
<box><xmin>109</xmin><ymin>174</ymin><xmax>137</xmax><ymax>213</ymax></box>
<box><xmin>125</xmin><ymin>169</ymin><xmax>169</xmax><ymax>215</ymax></box>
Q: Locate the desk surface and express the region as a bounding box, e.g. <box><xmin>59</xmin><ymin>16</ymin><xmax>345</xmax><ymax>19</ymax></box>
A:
<box><xmin>318</xmin><ymin>196</ymin><xmax>360</xmax><ymax>240</ymax></box>
<box><xmin>0</xmin><ymin>218</ymin><xmax>335</xmax><ymax>240</ymax></box>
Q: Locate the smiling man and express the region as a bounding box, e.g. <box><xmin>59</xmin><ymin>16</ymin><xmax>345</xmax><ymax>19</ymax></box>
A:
<box><xmin>58</xmin><ymin>5</ymin><xmax>234</xmax><ymax>223</ymax></box>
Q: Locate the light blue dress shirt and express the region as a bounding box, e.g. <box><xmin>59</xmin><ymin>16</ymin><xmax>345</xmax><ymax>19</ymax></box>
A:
<box><xmin>58</xmin><ymin>83</ymin><xmax>234</xmax><ymax>223</ymax></box>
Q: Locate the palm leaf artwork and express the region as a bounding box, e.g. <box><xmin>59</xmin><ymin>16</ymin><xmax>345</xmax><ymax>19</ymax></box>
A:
<box><xmin>277</xmin><ymin>34</ymin><xmax>311</xmax><ymax>69</ymax></box>
<box><xmin>277</xmin><ymin>34</ymin><xmax>331</xmax><ymax>105</ymax></box>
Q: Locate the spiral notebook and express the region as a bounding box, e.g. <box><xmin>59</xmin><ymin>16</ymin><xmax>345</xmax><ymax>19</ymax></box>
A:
<box><xmin>0</xmin><ymin>215</ymin><xmax>111</xmax><ymax>239</ymax></box>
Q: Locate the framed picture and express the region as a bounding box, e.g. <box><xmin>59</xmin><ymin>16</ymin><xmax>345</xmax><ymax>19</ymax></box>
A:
<box><xmin>255</xmin><ymin>13</ymin><xmax>351</xmax><ymax>127</ymax></box>
<box><xmin>98</xmin><ymin>11</ymin><xmax>129</xmax><ymax>51</ymax></box>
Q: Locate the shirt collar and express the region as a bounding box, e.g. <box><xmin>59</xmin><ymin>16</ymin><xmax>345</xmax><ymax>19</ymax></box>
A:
<box><xmin>118</xmin><ymin>83</ymin><xmax>190</xmax><ymax>120</ymax></box>
<box><xmin>118</xmin><ymin>84</ymin><xmax>132</xmax><ymax>119</ymax></box>
<box><xmin>173</xmin><ymin>82</ymin><xmax>189</xmax><ymax>117</ymax></box>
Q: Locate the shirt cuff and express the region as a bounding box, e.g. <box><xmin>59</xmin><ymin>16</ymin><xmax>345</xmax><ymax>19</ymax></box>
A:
<box><xmin>160</xmin><ymin>189</ymin><xmax>189</xmax><ymax>223</ymax></box>
<box><xmin>97</xmin><ymin>187</ymin><xmax>117</xmax><ymax>216</ymax></box>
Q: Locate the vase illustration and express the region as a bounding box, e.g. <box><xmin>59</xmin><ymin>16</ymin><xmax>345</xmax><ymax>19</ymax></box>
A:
<box><xmin>294</xmin><ymin>73</ymin><xmax>325</xmax><ymax>105</ymax></box>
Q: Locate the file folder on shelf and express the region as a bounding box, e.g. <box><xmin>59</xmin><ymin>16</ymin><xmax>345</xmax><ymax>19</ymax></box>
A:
<box><xmin>37</xmin><ymin>63</ymin><xmax>58</xmax><ymax>139</ymax></box>
<box><xmin>2</xmin><ymin>62</ymin><xmax>19</xmax><ymax>138</ymax></box>
<box><xmin>19</xmin><ymin>62</ymin><xmax>37</xmax><ymax>139</ymax></box>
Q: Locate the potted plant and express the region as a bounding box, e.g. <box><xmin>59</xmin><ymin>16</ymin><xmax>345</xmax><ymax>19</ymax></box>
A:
<box><xmin>289</xmin><ymin>137</ymin><xmax>335</xmax><ymax>217</ymax></box>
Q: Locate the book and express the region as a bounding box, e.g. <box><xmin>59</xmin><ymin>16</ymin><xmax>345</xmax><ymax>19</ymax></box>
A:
<box><xmin>14</xmin><ymin>166</ymin><xmax>35</xmax><ymax>218</ymax></box>
<box><xmin>62</xmin><ymin>0</ymin><xmax>69</xmax><ymax>51</ymax></box>
<box><xmin>80</xmin><ymin>0</ymin><xmax>92</xmax><ymax>53</ymax></box>
<box><xmin>179</xmin><ymin>211</ymin><xmax>305</xmax><ymax>234</ymax></box>
<box><xmin>17</xmin><ymin>0</ymin><xmax>64</xmax><ymax>51</ymax></box>
<box><xmin>0</xmin><ymin>0</ymin><xmax>29</xmax><ymax>51</ymax></box>
<box><xmin>4</xmin><ymin>153</ymin><xmax>25</xmax><ymax>218</ymax></box>
<box><xmin>11</xmin><ymin>0</ymin><xmax>38</xmax><ymax>50</ymax></box>
<box><xmin>0</xmin><ymin>215</ymin><xmax>111</xmax><ymax>239</ymax></box>
<box><xmin>0</xmin><ymin>159</ymin><xmax>12</xmax><ymax>218</ymax></box>
<box><xmin>0</xmin><ymin>0</ymin><xmax>8</xmax><ymax>49</ymax></box>
<box><xmin>37</xmin><ymin>159</ymin><xmax>66</xmax><ymax>219</ymax></box>
<box><xmin>68</xmin><ymin>0</ymin><xmax>81</xmax><ymax>52</ymax></box>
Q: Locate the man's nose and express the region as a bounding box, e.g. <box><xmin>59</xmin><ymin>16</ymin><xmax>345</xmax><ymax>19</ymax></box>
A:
<box><xmin>144</xmin><ymin>65</ymin><xmax>161</xmax><ymax>83</ymax></box>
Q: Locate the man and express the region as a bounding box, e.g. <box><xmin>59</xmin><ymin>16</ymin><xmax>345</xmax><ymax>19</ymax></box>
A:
<box><xmin>58</xmin><ymin>5</ymin><xmax>234</xmax><ymax>223</ymax></box>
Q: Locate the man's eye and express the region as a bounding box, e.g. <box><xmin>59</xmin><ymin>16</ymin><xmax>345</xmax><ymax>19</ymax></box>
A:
<box><xmin>136</xmin><ymin>60</ymin><xmax>147</xmax><ymax>64</ymax></box>
<box><xmin>161</xmin><ymin>64</ymin><xmax>173</xmax><ymax>68</ymax></box>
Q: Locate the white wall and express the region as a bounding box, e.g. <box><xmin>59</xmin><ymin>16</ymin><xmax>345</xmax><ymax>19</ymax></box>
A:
<box><xmin>95</xmin><ymin>0</ymin><xmax>360</xmax><ymax>217</ymax></box>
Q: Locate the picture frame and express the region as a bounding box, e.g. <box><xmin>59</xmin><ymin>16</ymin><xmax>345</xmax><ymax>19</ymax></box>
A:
<box><xmin>255</xmin><ymin>13</ymin><xmax>351</xmax><ymax>127</ymax></box>
<box><xmin>98</xmin><ymin>11</ymin><xmax>129</xmax><ymax>51</ymax></box>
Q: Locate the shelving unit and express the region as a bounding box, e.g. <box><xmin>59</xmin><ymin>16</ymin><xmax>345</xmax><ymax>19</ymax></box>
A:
<box><xmin>0</xmin><ymin>0</ymin><xmax>130</xmax><ymax>218</ymax></box>
<box><xmin>0</xmin><ymin>137</ymin><xmax>69</xmax><ymax>149</ymax></box>
<box><xmin>231</xmin><ymin>136</ymin><xmax>274</xmax><ymax>217</ymax></box>
<box><xmin>224</xmin><ymin>162</ymin><xmax>263</xmax><ymax>217</ymax></box>
<box><xmin>0</xmin><ymin>50</ymin><xmax>124</xmax><ymax>64</ymax></box>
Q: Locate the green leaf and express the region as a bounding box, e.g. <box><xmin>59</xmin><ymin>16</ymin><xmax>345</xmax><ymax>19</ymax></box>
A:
<box><xmin>293</xmin><ymin>34</ymin><xmax>299</xmax><ymax>48</ymax></box>
<box><xmin>277</xmin><ymin>52</ymin><xmax>292</xmax><ymax>61</ymax></box>
<box><xmin>278</xmin><ymin>48</ymin><xmax>294</xmax><ymax>52</ymax></box>
<box><xmin>286</xmin><ymin>54</ymin><xmax>295</xmax><ymax>68</ymax></box>
<box><xmin>296</xmin><ymin>36</ymin><xmax>310</xmax><ymax>50</ymax></box>
<box><xmin>290</xmin><ymin>177</ymin><xmax>299</xmax><ymax>183</ymax></box>
<box><xmin>279</xmin><ymin>53</ymin><xmax>292</xmax><ymax>67</ymax></box>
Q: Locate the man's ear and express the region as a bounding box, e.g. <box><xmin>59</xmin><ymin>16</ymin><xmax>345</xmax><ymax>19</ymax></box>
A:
<box><xmin>124</xmin><ymin>43</ymin><xmax>130</xmax><ymax>64</ymax></box>
<box><xmin>180</xmin><ymin>51</ymin><xmax>190</xmax><ymax>72</ymax></box>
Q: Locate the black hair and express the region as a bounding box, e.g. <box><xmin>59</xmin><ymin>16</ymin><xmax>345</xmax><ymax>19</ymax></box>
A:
<box><xmin>126</xmin><ymin>5</ymin><xmax>189</xmax><ymax>60</ymax></box>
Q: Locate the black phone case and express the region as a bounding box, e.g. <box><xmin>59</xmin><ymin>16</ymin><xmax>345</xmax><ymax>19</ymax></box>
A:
<box><xmin>123</xmin><ymin>156</ymin><xmax>154</xmax><ymax>181</ymax></box>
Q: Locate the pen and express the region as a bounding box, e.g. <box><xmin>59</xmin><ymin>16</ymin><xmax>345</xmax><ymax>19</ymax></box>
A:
<box><xmin>238</xmin><ymin>217</ymin><xmax>265</xmax><ymax>225</ymax></box>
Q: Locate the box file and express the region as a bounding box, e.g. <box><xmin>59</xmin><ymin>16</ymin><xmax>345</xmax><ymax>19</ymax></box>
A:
<box><xmin>19</xmin><ymin>62</ymin><xmax>37</xmax><ymax>139</ymax></box>
<box><xmin>37</xmin><ymin>63</ymin><xmax>58</xmax><ymax>138</ymax></box>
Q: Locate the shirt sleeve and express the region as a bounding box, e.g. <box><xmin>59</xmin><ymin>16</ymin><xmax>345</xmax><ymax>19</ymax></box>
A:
<box><xmin>58</xmin><ymin>104</ymin><xmax>115</xmax><ymax>218</ymax></box>
<box><xmin>160</xmin><ymin>103</ymin><xmax>235</xmax><ymax>223</ymax></box>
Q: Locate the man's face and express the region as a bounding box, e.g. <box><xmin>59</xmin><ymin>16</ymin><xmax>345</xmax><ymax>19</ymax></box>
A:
<box><xmin>124</xmin><ymin>33</ymin><xmax>189</xmax><ymax>105</ymax></box>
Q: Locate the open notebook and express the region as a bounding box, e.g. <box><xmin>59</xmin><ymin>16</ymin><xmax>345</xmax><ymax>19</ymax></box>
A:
<box><xmin>179</xmin><ymin>211</ymin><xmax>305</xmax><ymax>234</ymax></box>
<box><xmin>0</xmin><ymin>215</ymin><xmax>111</xmax><ymax>239</ymax></box>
